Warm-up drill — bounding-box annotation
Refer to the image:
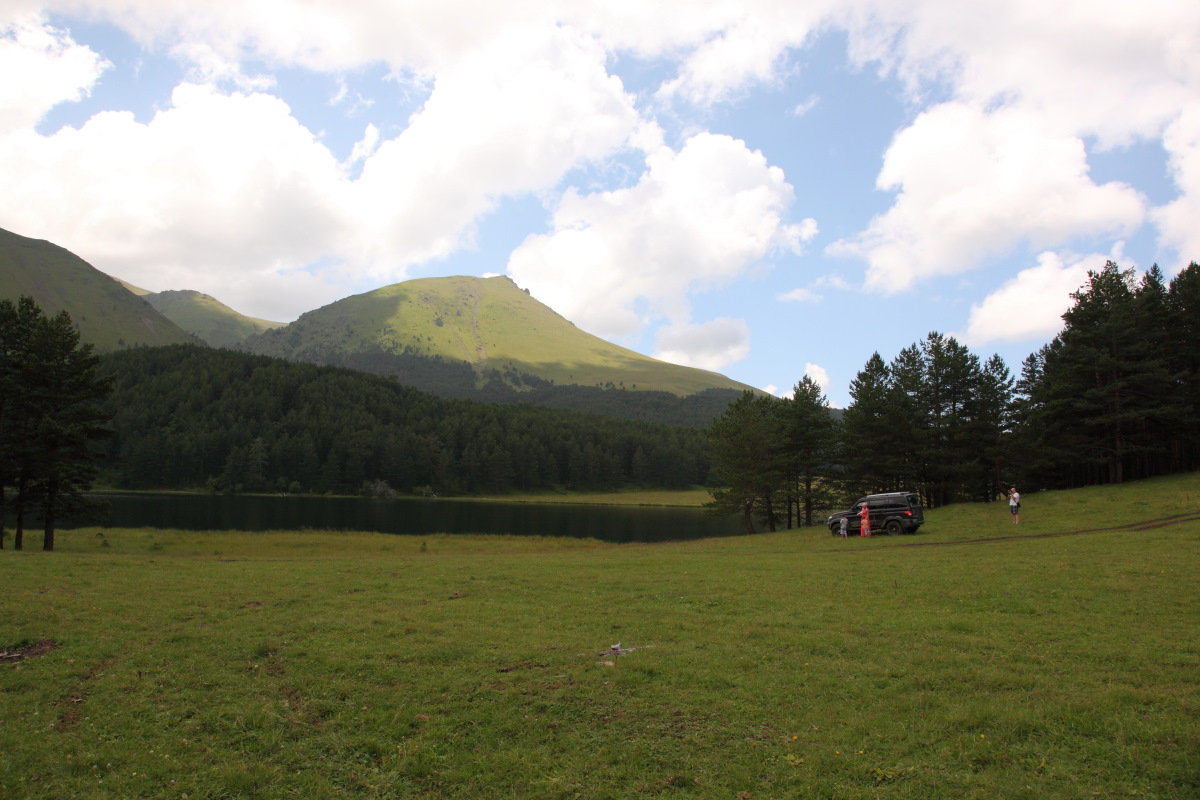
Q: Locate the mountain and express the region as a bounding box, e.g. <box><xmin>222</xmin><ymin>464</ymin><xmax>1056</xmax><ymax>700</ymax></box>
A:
<box><xmin>1</xmin><ymin>227</ymin><xmax>751</xmax><ymax>425</ymax></box>
<box><xmin>0</xmin><ymin>227</ymin><xmax>195</xmax><ymax>352</ymax></box>
<box><xmin>143</xmin><ymin>289</ymin><xmax>285</xmax><ymax>347</ymax></box>
<box><xmin>241</xmin><ymin>274</ymin><xmax>756</xmax><ymax>397</ymax></box>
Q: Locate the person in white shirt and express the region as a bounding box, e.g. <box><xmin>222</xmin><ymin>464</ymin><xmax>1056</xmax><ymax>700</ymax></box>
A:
<box><xmin>1006</xmin><ymin>487</ymin><xmax>1020</xmax><ymax>524</ymax></box>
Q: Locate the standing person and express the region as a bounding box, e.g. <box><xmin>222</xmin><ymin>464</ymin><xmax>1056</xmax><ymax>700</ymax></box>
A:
<box><xmin>859</xmin><ymin>502</ymin><xmax>871</xmax><ymax>537</ymax></box>
<box><xmin>1005</xmin><ymin>487</ymin><xmax>1020</xmax><ymax>524</ymax></box>
<box><xmin>839</xmin><ymin>515</ymin><xmax>849</xmax><ymax>538</ymax></box>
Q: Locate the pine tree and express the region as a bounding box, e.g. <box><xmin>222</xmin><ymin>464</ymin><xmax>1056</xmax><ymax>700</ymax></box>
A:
<box><xmin>886</xmin><ymin>343</ymin><xmax>928</xmax><ymax>494</ymax></box>
<box><xmin>1056</xmin><ymin>262</ymin><xmax>1176</xmax><ymax>483</ymax></box>
<box><xmin>1168</xmin><ymin>263</ymin><xmax>1200</xmax><ymax>470</ymax></box>
<box><xmin>972</xmin><ymin>353</ymin><xmax>1016</xmax><ymax>499</ymax></box>
<box><xmin>704</xmin><ymin>391</ymin><xmax>788</xmax><ymax>533</ymax></box>
<box><xmin>782</xmin><ymin>376</ymin><xmax>838</xmax><ymax>527</ymax></box>
<box><xmin>919</xmin><ymin>332</ymin><xmax>982</xmax><ymax>507</ymax></box>
<box><xmin>839</xmin><ymin>353</ymin><xmax>894</xmax><ymax>495</ymax></box>
<box><xmin>0</xmin><ymin>298</ymin><xmax>43</xmax><ymax>549</ymax></box>
<box><xmin>0</xmin><ymin>300</ymin><xmax>113</xmax><ymax>550</ymax></box>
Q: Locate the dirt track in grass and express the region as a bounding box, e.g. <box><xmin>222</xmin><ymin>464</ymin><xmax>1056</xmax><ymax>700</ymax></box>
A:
<box><xmin>828</xmin><ymin>511</ymin><xmax>1200</xmax><ymax>551</ymax></box>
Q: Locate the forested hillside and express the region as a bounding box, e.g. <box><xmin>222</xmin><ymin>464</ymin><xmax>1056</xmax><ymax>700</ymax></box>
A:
<box><xmin>296</xmin><ymin>345</ymin><xmax>742</xmax><ymax>427</ymax></box>
<box><xmin>99</xmin><ymin>346</ymin><xmax>709</xmax><ymax>495</ymax></box>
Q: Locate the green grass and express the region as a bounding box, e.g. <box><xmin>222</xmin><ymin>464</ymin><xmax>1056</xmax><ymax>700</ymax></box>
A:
<box><xmin>3</xmin><ymin>473</ymin><xmax>1199</xmax><ymax>799</ymax></box>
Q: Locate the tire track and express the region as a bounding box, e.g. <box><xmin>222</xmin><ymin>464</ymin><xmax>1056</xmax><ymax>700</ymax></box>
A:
<box><xmin>824</xmin><ymin>511</ymin><xmax>1200</xmax><ymax>551</ymax></box>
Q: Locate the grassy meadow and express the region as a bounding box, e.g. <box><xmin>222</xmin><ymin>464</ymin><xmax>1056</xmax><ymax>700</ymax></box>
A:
<box><xmin>2</xmin><ymin>474</ymin><xmax>1198</xmax><ymax>799</ymax></box>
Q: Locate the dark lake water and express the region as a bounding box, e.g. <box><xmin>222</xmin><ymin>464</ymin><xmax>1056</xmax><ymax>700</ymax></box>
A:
<box><xmin>44</xmin><ymin>493</ymin><xmax>746</xmax><ymax>544</ymax></box>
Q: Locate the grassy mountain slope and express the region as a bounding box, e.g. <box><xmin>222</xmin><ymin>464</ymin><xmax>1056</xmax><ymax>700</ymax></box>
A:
<box><xmin>144</xmin><ymin>289</ymin><xmax>284</xmax><ymax>348</ymax></box>
<box><xmin>116</xmin><ymin>278</ymin><xmax>151</xmax><ymax>296</ymax></box>
<box><xmin>243</xmin><ymin>275</ymin><xmax>755</xmax><ymax>396</ymax></box>
<box><xmin>0</xmin><ymin>227</ymin><xmax>195</xmax><ymax>352</ymax></box>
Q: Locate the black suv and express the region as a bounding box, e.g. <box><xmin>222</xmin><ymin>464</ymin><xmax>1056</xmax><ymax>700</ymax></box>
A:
<box><xmin>828</xmin><ymin>492</ymin><xmax>924</xmax><ymax>536</ymax></box>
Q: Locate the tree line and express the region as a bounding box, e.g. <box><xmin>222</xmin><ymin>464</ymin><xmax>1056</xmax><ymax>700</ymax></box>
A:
<box><xmin>98</xmin><ymin>345</ymin><xmax>710</xmax><ymax>496</ymax></box>
<box><xmin>1</xmin><ymin>297</ymin><xmax>113</xmax><ymax>550</ymax></box>
<box><xmin>705</xmin><ymin>261</ymin><xmax>1200</xmax><ymax>532</ymax></box>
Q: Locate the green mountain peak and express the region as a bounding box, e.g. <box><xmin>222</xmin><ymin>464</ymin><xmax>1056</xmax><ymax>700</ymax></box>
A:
<box><xmin>245</xmin><ymin>274</ymin><xmax>755</xmax><ymax>396</ymax></box>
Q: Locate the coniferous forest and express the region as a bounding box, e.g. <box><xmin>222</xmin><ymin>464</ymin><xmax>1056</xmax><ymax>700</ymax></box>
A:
<box><xmin>706</xmin><ymin>260</ymin><xmax>1200</xmax><ymax>532</ymax></box>
<box><xmin>98</xmin><ymin>346</ymin><xmax>709</xmax><ymax>496</ymax></box>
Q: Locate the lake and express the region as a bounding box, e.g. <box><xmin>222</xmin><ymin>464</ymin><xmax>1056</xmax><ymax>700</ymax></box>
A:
<box><xmin>44</xmin><ymin>493</ymin><xmax>747</xmax><ymax>544</ymax></box>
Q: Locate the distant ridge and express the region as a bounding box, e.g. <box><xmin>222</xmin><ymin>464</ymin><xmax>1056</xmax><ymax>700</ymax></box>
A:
<box><xmin>0</xmin><ymin>227</ymin><xmax>195</xmax><ymax>352</ymax></box>
<box><xmin>144</xmin><ymin>289</ymin><xmax>285</xmax><ymax>348</ymax></box>
<box><xmin>242</xmin><ymin>274</ymin><xmax>757</xmax><ymax>397</ymax></box>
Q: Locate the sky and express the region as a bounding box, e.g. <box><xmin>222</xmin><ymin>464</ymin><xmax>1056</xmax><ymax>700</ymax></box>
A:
<box><xmin>1</xmin><ymin>1</ymin><xmax>1197</xmax><ymax>408</ymax></box>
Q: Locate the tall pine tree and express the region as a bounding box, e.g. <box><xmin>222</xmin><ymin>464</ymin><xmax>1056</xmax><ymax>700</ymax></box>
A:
<box><xmin>0</xmin><ymin>299</ymin><xmax>113</xmax><ymax>550</ymax></box>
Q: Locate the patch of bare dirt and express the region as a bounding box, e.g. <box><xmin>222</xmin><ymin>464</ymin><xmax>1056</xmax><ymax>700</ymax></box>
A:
<box><xmin>0</xmin><ymin>638</ymin><xmax>58</xmax><ymax>664</ymax></box>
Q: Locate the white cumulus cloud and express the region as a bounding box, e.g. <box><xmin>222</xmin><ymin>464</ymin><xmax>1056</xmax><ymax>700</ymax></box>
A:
<box><xmin>0</xmin><ymin>18</ymin><xmax>642</xmax><ymax>320</ymax></box>
<box><xmin>958</xmin><ymin>250</ymin><xmax>1114</xmax><ymax>347</ymax></box>
<box><xmin>0</xmin><ymin>82</ymin><xmax>353</xmax><ymax>318</ymax></box>
<box><xmin>508</xmin><ymin>132</ymin><xmax>815</xmax><ymax>340</ymax></box>
<box><xmin>834</xmin><ymin>0</ymin><xmax>1200</xmax><ymax>289</ymax></box>
<box><xmin>0</xmin><ymin>14</ymin><xmax>109</xmax><ymax>133</ymax></box>
<box><xmin>1154</xmin><ymin>108</ymin><xmax>1200</xmax><ymax>271</ymax></box>
<box><xmin>829</xmin><ymin>103</ymin><xmax>1146</xmax><ymax>292</ymax></box>
<box><xmin>779</xmin><ymin>287</ymin><xmax>819</xmax><ymax>302</ymax></box>
<box><xmin>653</xmin><ymin>318</ymin><xmax>750</xmax><ymax>371</ymax></box>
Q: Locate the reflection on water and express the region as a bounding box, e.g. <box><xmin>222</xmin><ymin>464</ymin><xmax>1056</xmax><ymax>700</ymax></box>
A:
<box><xmin>52</xmin><ymin>494</ymin><xmax>747</xmax><ymax>544</ymax></box>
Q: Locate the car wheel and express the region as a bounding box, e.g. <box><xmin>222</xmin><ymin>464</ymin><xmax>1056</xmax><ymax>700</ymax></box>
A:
<box><xmin>830</xmin><ymin>524</ymin><xmax>840</xmax><ymax>536</ymax></box>
<box><xmin>885</xmin><ymin>520</ymin><xmax>903</xmax><ymax>536</ymax></box>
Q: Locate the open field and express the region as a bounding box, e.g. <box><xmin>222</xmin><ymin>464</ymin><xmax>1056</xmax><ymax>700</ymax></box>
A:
<box><xmin>2</xmin><ymin>474</ymin><xmax>1199</xmax><ymax>799</ymax></box>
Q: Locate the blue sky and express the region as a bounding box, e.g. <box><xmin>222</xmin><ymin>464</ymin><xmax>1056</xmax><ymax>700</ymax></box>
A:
<box><xmin>2</xmin><ymin>2</ymin><xmax>1197</xmax><ymax>407</ymax></box>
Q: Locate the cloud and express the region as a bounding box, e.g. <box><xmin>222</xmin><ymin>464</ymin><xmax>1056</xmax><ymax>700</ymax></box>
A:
<box><xmin>792</xmin><ymin>94</ymin><xmax>819</xmax><ymax>117</ymax></box>
<box><xmin>832</xmin><ymin>0</ymin><xmax>1199</xmax><ymax>289</ymax></box>
<box><xmin>957</xmin><ymin>250</ymin><xmax>1113</xmax><ymax>347</ymax></box>
<box><xmin>0</xmin><ymin>82</ymin><xmax>354</xmax><ymax>316</ymax></box>
<box><xmin>4</xmin><ymin>0</ymin><xmax>1196</xmax><ymax>331</ymax></box>
<box><xmin>0</xmin><ymin>19</ymin><xmax>641</xmax><ymax>320</ymax></box>
<box><xmin>828</xmin><ymin>102</ymin><xmax>1146</xmax><ymax>292</ymax></box>
<box><xmin>344</xmin><ymin>123</ymin><xmax>380</xmax><ymax>168</ymax></box>
<box><xmin>804</xmin><ymin>362</ymin><xmax>830</xmax><ymax>393</ymax></box>
<box><xmin>767</xmin><ymin>364</ymin><xmax>832</xmax><ymax>402</ymax></box>
<box><xmin>0</xmin><ymin>14</ymin><xmax>109</xmax><ymax>133</ymax></box>
<box><xmin>1154</xmin><ymin>108</ymin><xmax>1200</xmax><ymax>270</ymax></box>
<box><xmin>348</xmin><ymin>23</ymin><xmax>639</xmax><ymax>277</ymax></box>
<box><xmin>843</xmin><ymin>0</ymin><xmax>1198</xmax><ymax>148</ymax></box>
<box><xmin>813</xmin><ymin>273</ymin><xmax>853</xmax><ymax>291</ymax></box>
<box><xmin>170</xmin><ymin>40</ymin><xmax>274</xmax><ymax>91</ymax></box>
<box><xmin>507</xmin><ymin>131</ymin><xmax>814</xmax><ymax>339</ymax></box>
<box><xmin>653</xmin><ymin>317</ymin><xmax>750</xmax><ymax>371</ymax></box>
<box><xmin>779</xmin><ymin>287</ymin><xmax>819</xmax><ymax>302</ymax></box>
<box><xmin>656</xmin><ymin>7</ymin><xmax>823</xmax><ymax>105</ymax></box>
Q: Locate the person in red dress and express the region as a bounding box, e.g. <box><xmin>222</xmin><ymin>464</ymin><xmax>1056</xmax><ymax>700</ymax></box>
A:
<box><xmin>859</xmin><ymin>502</ymin><xmax>871</xmax><ymax>537</ymax></box>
